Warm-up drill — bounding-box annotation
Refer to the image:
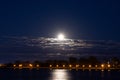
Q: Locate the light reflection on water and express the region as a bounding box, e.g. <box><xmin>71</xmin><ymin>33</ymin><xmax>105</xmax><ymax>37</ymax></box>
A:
<box><xmin>0</xmin><ymin>69</ymin><xmax>120</xmax><ymax>80</ymax></box>
<box><xmin>50</xmin><ymin>69</ymin><xmax>71</xmax><ymax>80</ymax></box>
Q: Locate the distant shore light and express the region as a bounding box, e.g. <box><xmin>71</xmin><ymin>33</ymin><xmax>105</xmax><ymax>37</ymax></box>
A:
<box><xmin>101</xmin><ymin>64</ymin><xmax>104</xmax><ymax>68</ymax></box>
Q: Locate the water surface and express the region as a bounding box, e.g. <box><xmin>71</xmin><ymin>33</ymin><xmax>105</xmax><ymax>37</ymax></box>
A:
<box><xmin>0</xmin><ymin>69</ymin><xmax>120</xmax><ymax>80</ymax></box>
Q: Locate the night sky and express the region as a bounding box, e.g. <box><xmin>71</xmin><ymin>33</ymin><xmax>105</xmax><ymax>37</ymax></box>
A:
<box><xmin>0</xmin><ymin>0</ymin><xmax>120</xmax><ymax>62</ymax></box>
<box><xmin>0</xmin><ymin>0</ymin><xmax>120</xmax><ymax>40</ymax></box>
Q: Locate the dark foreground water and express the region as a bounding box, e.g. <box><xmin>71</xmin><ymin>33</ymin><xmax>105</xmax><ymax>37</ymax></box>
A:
<box><xmin>0</xmin><ymin>69</ymin><xmax>120</xmax><ymax>80</ymax></box>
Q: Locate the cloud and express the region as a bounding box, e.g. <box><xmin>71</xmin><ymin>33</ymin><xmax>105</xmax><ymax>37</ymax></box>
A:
<box><xmin>0</xmin><ymin>36</ymin><xmax>120</xmax><ymax>53</ymax></box>
<box><xmin>0</xmin><ymin>36</ymin><xmax>120</xmax><ymax>62</ymax></box>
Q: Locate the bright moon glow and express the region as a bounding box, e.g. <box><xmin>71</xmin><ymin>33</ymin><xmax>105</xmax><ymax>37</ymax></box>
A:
<box><xmin>57</xmin><ymin>34</ymin><xmax>65</xmax><ymax>40</ymax></box>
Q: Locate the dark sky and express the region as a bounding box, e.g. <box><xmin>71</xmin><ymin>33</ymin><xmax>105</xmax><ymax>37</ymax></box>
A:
<box><xmin>0</xmin><ymin>0</ymin><xmax>120</xmax><ymax>62</ymax></box>
<box><xmin>0</xmin><ymin>0</ymin><xmax>120</xmax><ymax>40</ymax></box>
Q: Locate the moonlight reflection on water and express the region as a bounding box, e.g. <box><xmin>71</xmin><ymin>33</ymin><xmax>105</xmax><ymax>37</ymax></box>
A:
<box><xmin>50</xmin><ymin>69</ymin><xmax>71</xmax><ymax>80</ymax></box>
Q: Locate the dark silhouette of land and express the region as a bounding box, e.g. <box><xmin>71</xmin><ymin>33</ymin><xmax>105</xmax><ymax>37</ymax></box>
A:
<box><xmin>0</xmin><ymin>56</ymin><xmax>120</xmax><ymax>70</ymax></box>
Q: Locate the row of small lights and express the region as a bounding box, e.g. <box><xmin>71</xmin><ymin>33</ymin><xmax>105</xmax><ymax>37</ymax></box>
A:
<box><xmin>50</xmin><ymin>64</ymin><xmax>111</xmax><ymax>68</ymax></box>
<box><xmin>13</xmin><ymin>64</ymin><xmax>40</xmax><ymax>68</ymax></box>
<box><xmin>13</xmin><ymin>64</ymin><xmax>110</xmax><ymax>68</ymax></box>
<box><xmin>0</xmin><ymin>63</ymin><xmax>113</xmax><ymax>68</ymax></box>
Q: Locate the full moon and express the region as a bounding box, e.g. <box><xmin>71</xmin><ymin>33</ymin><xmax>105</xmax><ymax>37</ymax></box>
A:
<box><xmin>57</xmin><ymin>33</ymin><xmax>65</xmax><ymax>40</ymax></box>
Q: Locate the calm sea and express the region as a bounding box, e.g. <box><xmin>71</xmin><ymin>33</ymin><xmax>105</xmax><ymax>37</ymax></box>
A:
<box><xmin>0</xmin><ymin>69</ymin><xmax>120</xmax><ymax>80</ymax></box>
